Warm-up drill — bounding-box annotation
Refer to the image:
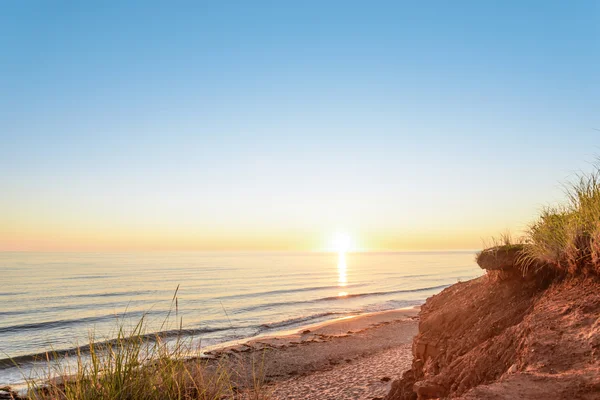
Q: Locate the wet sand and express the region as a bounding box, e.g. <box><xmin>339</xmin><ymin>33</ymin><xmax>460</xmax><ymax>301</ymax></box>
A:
<box><xmin>203</xmin><ymin>308</ymin><xmax>420</xmax><ymax>399</ymax></box>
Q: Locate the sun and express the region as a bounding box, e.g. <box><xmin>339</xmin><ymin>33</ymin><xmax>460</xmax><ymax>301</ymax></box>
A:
<box><xmin>332</xmin><ymin>232</ymin><xmax>352</xmax><ymax>253</ymax></box>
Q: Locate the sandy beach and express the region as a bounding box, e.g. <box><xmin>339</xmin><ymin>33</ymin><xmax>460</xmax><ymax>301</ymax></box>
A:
<box><xmin>203</xmin><ymin>308</ymin><xmax>420</xmax><ymax>399</ymax></box>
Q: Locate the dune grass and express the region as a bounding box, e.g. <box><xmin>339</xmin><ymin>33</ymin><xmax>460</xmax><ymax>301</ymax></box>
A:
<box><xmin>20</xmin><ymin>291</ymin><xmax>270</xmax><ymax>400</ymax></box>
<box><xmin>521</xmin><ymin>164</ymin><xmax>600</xmax><ymax>276</ymax></box>
<box><xmin>484</xmin><ymin>163</ymin><xmax>600</xmax><ymax>278</ymax></box>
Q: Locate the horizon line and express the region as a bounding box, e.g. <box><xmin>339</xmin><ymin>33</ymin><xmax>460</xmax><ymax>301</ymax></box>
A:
<box><xmin>0</xmin><ymin>249</ymin><xmax>482</xmax><ymax>254</ymax></box>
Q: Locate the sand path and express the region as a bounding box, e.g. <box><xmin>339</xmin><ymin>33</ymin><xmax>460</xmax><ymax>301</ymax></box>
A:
<box><xmin>267</xmin><ymin>343</ymin><xmax>412</xmax><ymax>400</ymax></box>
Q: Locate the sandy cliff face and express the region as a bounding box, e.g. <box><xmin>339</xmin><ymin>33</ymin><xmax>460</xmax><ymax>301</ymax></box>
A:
<box><xmin>386</xmin><ymin>254</ymin><xmax>600</xmax><ymax>399</ymax></box>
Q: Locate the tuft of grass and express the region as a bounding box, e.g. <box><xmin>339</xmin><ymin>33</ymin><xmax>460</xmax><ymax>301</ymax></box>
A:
<box><xmin>520</xmin><ymin>207</ymin><xmax>573</xmax><ymax>274</ymax></box>
<box><xmin>481</xmin><ymin>161</ymin><xmax>600</xmax><ymax>280</ymax></box>
<box><xmin>477</xmin><ymin>231</ymin><xmax>524</xmax><ymax>260</ymax></box>
<box><xmin>479</xmin><ymin>162</ymin><xmax>600</xmax><ymax>279</ymax></box>
<box><xmin>25</xmin><ymin>317</ymin><xmax>235</xmax><ymax>400</ymax></box>
<box><xmin>521</xmin><ymin>164</ymin><xmax>600</xmax><ymax>277</ymax></box>
<box><xmin>492</xmin><ymin>231</ymin><xmax>517</xmax><ymax>247</ymax></box>
<box><xmin>20</xmin><ymin>290</ymin><xmax>271</xmax><ymax>400</ymax></box>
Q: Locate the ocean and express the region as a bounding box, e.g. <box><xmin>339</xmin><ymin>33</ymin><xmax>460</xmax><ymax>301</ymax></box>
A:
<box><xmin>0</xmin><ymin>251</ymin><xmax>482</xmax><ymax>385</ymax></box>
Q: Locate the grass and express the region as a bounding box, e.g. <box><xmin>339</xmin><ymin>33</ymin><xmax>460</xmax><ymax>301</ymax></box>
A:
<box><xmin>483</xmin><ymin>162</ymin><xmax>600</xmax><ymax>278</ymax></box>
<box><xmin>19</xmin><ymin>291</ymin><xmax>270</xmax><ymax>400</ymax></box>
<box><xmin>521</xmin><ymin>164</ymin><xmax>600</xmax><ymax>277</ymax></box>
<box><xmin>481</xmin><ymin>231</ymin><xmax>520</xmax><ymax>249</ymax></box>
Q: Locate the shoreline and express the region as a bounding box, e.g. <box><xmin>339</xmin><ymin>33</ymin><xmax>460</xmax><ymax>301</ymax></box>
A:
<box><xmin>200</xmin><ymin>307</ymin><xmax>420</xmax><ymax>399</ymax></box>
<box><xmin>200</xmin><ymin>306</ymin><xmax>420</xmax><ymax>354</ymax></box>
<box><xmin>0</xmin><ymin>307</ymin><xmax>421</xmax><ymax>370</ymax></box>
<box><xmin>2</xmin><ymin>307</ymin><xmax>421</xmax><ymax>399</ymax></box>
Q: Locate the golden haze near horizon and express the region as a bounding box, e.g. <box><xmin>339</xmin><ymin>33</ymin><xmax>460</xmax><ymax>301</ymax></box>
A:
<box><xmin>2</xmin><ymin>225</ymin><xmax>506</xmax><ymax>252</ymax></box>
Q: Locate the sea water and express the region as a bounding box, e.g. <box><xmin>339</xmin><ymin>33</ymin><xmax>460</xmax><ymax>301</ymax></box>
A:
<box><xmin>0</xmin><ymin>251</ymin><xmax>482</xmax><ymax>384</ymax></box>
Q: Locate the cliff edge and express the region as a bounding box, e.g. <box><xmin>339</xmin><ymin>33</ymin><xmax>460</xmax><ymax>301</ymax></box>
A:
<box><xmin>386</xmin><ymin>246</ymin><xmax>600</xmax><ymax>399</ymax></box>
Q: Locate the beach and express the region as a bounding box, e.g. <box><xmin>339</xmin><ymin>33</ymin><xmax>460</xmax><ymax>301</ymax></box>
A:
<box><xmin>0</xmin><ymin>308</ymin><xmax>420</xmax><ymax>400</ymax></box>
<box><xmin>0</xmin><ymin>251</ymin><xmax>478</xmax><ymax>387</ymax></box>
<box><xmin>204</xmin><ymin>308</ymin><xmax>420</xmax><ymax>399</ymax></box>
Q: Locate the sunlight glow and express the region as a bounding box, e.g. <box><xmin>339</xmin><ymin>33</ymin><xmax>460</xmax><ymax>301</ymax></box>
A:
<box><xmin>332</xmin><ymin>232</ymin><xmax>352</xmax><ymax>253</ymax></box>
<box><xmin>333</xmin><ymin>232</ymin><xmax>351</xmax><ymax>295</ymax></box>
<box><xmin>337</xmin><ymin>251</ymin><xmax>347</xmax><ymax>288</ymax></box>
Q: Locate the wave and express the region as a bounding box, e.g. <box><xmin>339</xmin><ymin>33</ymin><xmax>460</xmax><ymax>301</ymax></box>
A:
<box><xmin>0</xmin><ymin>300</ymin><xmax>155</xmax><ymax>321</ymax></box>
<box><xmin>0</xmin><ymin>310</ymin><xmax>22</xmax><ymax>317</ymax></box>
<box><xmin>62</xmin><ymin>275</ymin><xmax>111</xmax><ymax>280</ymax></box>
<box><xmin>1</xmin><ymin>284</ymin><xmax>449</xmax><ymax>336</ymax></box>
<box><xmin>1</xmin><ymin>307</ymin><xmax>365</xmax><ymax>370</ymax></box>
<box><xmin>237</xmin><ymin>284</ymin><xmax>451</xmax><ymax>313</ymax></box>
<box><xmin>70</xmin><ymin>290</ymin><xmax>157</xmax><ymax>299</ymax></box>
<box><xmin>0</xmin><ymin>325</ymin><xmax>238</xmax><ymax>369</ymax></box>
<box><xmin>259</xmin><ymin>312</ymin><xmax>350</xmax><ymax>330</ymax></box>
<box><xmin>0</xmin><ymin>311</ymin><xmax>348</xmax><ymax>370</ymax></box>
<box><xmin>0</xmin><ymin>292</ymin><xmax>25</xmax><ymax>297</ymax></box>
<box><xmin>214</xmin><ymin>283</ymin><xmax>365</xmax><ymax>302</ymax></box>
<box><xmin>0</xmin><ymin>283</ymin><xmax>452</xmax><ymax>372</ymax></box>
<box><xmin>319</xmin><ymin>284</ymin><xmax>452</xmax><ymax>301</ymax></box>
<box><xmin>0</xmin><ymin>310</ymin><xmax>163</xmax><ymax>334</ymax></box>
<box><xmin>23</xmin><ymin>290</ymin><xmax>159</xmax><ymax>303</ymax></box>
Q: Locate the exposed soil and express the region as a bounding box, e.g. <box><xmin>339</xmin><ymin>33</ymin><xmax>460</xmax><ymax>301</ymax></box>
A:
<box><xmin>386</xmin><ymin>273</ymin><xmax>600</xmax><ymax>399</ymax></box>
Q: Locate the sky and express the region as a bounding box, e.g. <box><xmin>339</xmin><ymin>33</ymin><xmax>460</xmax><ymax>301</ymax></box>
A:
<box><xmin>1</xmin><ymin>1</ymin><xmax>599</xmax><ymax>252</ymax></box>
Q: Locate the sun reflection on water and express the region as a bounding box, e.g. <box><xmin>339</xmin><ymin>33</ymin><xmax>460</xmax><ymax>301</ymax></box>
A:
<box><xmin>338</xmin><ymin>251</ymin><xmax>347</xmax><ymax>296</ymax></box>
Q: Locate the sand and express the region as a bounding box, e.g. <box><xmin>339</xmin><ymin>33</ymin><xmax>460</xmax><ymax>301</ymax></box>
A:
<box><xmin>202</xmin><ymin>308</ymin><xmax>420</xmax><ymax>399</ymax></box>
<box><xmin>268</xmin><ymin>344</ymin><xmax>413</xmax><ymax>399</ymax></box>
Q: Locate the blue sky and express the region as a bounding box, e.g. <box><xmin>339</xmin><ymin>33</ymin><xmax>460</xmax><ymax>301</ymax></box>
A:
<box><xmin>1</xmin><ymin>1</ymin><xmax>599</xmax><ymax>251</ymax></box>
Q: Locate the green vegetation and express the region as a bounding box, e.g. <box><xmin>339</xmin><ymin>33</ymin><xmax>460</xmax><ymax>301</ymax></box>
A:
<box><xmin>484</xmin><ymin>163</ymin><xmax>600</xmax><ymax>278</ymax></box>
<box><xmin>21</xmin><ymin>291</ymin><xmax>269</xmax><ymax>400</ymax></box>
<box><xmin>522</xmin><ymin>164</ymin><xmax>600</xmax><ymax>276</ymax></box>
<box><xmin>26</xmin><ymin>320</ymin><xmax>226</xmax><ymax>400</ymax></box>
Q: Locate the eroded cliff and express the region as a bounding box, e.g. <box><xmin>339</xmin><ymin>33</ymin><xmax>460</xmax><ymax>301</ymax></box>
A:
<box><xmin>386</xmin><ymin>247</ymin><xmax>600</xmax><ymax>399</ymax></box>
